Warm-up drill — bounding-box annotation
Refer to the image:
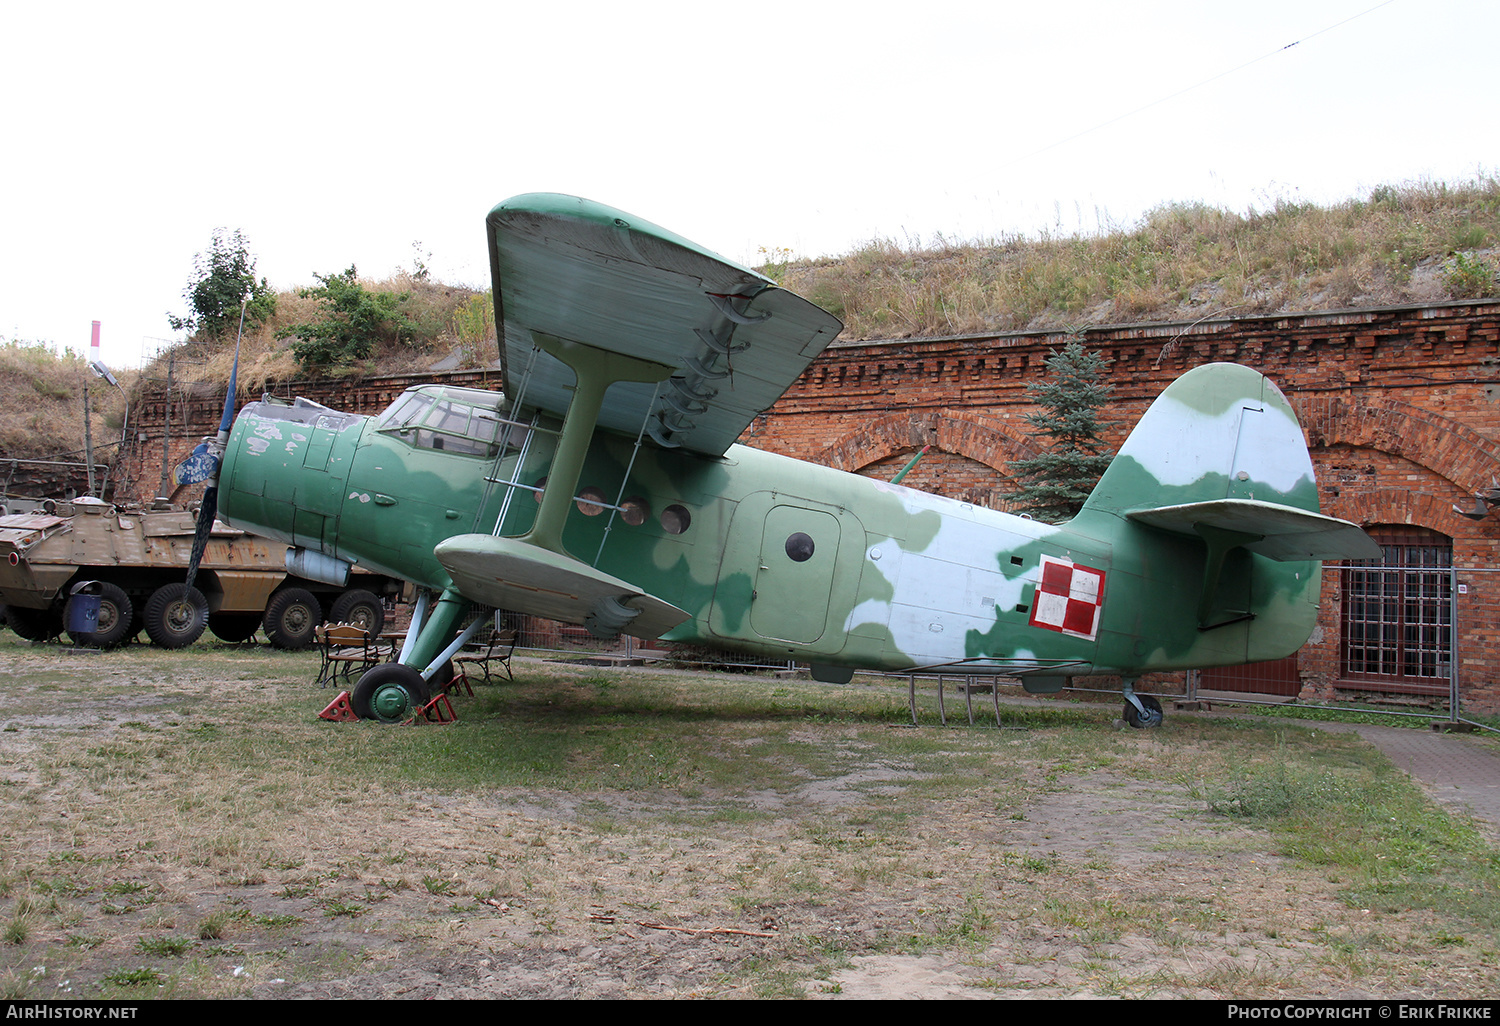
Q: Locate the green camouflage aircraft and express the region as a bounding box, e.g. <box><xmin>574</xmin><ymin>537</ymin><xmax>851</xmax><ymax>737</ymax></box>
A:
<box><xmin>180</xmin><ymin>193</ymin><xmax>1380</xmax><ymax>725</ymax></box>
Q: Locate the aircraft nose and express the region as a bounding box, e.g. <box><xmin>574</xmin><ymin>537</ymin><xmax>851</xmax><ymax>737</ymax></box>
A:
<box><xmin>218</xmin><ymin>399</ymin><xmax>368</xmax><ymax>554</ymax></box>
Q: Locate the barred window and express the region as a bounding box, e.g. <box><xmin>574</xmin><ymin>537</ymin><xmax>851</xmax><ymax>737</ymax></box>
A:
<box><xmin>1340</xmin><ymin>526</ymin><xmax>1452</xmax><ymax>694</ymax></box>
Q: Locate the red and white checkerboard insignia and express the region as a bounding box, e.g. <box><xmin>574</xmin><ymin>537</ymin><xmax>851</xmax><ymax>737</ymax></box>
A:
<box><xmin>1027</xmin><ymin>555</ymin><xmax>1106</xmax><ymax>641</ymax></box>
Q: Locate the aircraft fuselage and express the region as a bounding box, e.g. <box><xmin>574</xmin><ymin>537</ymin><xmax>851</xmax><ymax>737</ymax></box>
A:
<box><xmin>218</xmin><ymin>379</ymin><xmax>1321</xmax><ymax>684</ymax></box>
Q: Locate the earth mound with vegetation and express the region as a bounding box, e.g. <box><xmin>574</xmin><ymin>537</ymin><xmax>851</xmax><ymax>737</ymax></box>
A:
<box><xmin>2</xmin><ymin>176</ymin><xmax>1496</xmax><ymax>464</ymax></box>
<box><xmin>777</xmin><ymin>176</ymin><xmax>1500</xmax><ymax>339</ymax></box>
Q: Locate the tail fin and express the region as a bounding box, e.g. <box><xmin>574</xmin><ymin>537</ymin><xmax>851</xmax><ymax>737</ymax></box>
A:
<box><xmin>1084</xmin><ymin>363</ymin><xmax>1378</xmax><ymax>563</ymax></box>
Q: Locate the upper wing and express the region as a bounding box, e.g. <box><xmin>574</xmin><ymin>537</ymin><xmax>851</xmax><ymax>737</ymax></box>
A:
<box><xmin>486</xmin><ymin>194</ymin><xmax>843</xmax><ymax>457</ymax></box>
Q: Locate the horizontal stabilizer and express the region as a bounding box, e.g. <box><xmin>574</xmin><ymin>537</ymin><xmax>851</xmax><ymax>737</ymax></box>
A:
<box><xmin>1128</xmin><ymin>499</ymin><xmax>1382</xmax><ymax>561</ymax></box>
<box><xmin>434</xmin><ymin>534</ymin><xmax>691</xmax><ymax>639</ymax></box>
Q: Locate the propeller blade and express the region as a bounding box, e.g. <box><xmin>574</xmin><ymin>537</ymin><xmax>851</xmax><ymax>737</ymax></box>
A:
<box><xmin>183</xmin><ymin>486</ymin><xmax>217</xmax><ymax>595</ymax></box>
<box><xmin>182</xmin><ymin>296</ymin><xmax>249</xmax><ymax>595</ymax></box>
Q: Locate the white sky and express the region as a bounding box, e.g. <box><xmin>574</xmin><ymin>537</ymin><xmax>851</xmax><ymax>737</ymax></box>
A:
<box><xmin>3</xmin><ymin>0</ymin><xmax>1494</xmax><ymax>369</ymax></box>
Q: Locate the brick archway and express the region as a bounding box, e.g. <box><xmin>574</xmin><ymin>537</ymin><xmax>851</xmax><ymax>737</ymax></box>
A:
<box><xmin>814</xmin><ymin>409</ymin><xmax>1041</xmax><ymax>476</ymax></box>
<box><xmin>1295</xmin><ymin>396</ymin><xmax>1500</xmax><ymax>496</ymax></box>
<box><xmin>1322</xmin><ymin>486</ymin><xmax>1472</xmax><ymax>539</ymax></box>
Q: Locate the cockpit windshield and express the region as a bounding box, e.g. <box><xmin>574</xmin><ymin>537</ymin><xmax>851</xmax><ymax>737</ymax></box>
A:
<box><xmin>374</xmin><ymin>386</ymin><xmax>511</xmax><ymax>459</ymax></box>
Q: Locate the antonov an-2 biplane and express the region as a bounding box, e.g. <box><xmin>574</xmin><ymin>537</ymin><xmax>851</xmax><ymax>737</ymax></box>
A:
<box><xmin>176</xmin><ymin>193</ymin><xmax>1380</xmax><ymax>725</ymax></box>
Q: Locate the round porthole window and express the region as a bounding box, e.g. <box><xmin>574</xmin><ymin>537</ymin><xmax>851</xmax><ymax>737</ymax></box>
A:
<box><xmin>620</xmin><ymin>497</ymin><xmax>650</xmax><ymax>526</ymax></box>
<box><xmin>661</xmin><ymin>504</ymin><xmax>691</xmax><ymax>535</ymax></box>
<box><xmin>576</xmin><ymin>486</ymin><xmax>606</xmax><ymax>516</ymax></box>
<box><xmin>785</xmin><ymin>532</ymin><xmax>815</xmax><ymax>562</ymax></box>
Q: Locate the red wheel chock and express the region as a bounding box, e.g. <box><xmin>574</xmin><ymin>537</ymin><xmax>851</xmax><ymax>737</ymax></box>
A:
<box><xmin>319</xmin><ymin>692</ymin><xmax>360</xmax><ymax>722</ymax></box>
<box><xmin>405</xmin><ymin>692</ymin><xmax>458</xmax><ymax>724</ymax></box>
<box><xmin>444</xmin><ymin>671</ymin><xmax>474</xmax><ymax>698</ymax></box>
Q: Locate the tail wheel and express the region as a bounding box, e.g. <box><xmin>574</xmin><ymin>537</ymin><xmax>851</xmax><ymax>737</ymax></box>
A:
<box><xmin>330</xmin><ymin>589</ymin><xmax>384</xmax><ymax>637</ymax></box>
<box><xmin>1123</xmin><ymin>694</ymin><xmax>1164</xmax><ymax>729</ymax></box>
<box><xmin>351</xmin><ymin>664</ymin><xmax>431</xmax><ymax>723</ymax></box>
<box><xmin>264</xmin><ymin>588</ymin><xmax>322</xmax><ymax>650</ymax></box>
<box><xmin>66</xmin><ymin>583</ymin><xmax>135</xmax><ymax>649</ymax></box>
<box><xmin>143</xmin><ymin>584</ymin><xmax>209</xmax><ymax>648</ymax></box>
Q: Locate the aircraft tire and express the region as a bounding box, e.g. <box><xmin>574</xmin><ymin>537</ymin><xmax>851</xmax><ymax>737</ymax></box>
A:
<box><xmin>209</xmin><ymin>612</ymin><xmax>262</xmax><ymax>644</ymax></box>
<box><xmin>143</xmin><ymin>584</ymin><xmax>209</xmax><ymax>649</ymax></box>
<box><xmin>66</xmin><ymin>583</ymin><xmax>134</xmax><ymax>649</ymax></box>
<box><xmin>264</xmin><ymin>588</ymin><xmax>322</xmax><ymax>651</ymax></box>
<box><xmin>4</xmin><ymin>604</ymin><xmax>64</xmax><ymax>642</ymax></box>
<box><xmin>351</xmin><ymin>664</ymin><xmax>431</xmax><ymax>723</ymax></box>
<box><xmin>1123</xmin><ymin>694</ymin><xmax>1164</xmax><ymax>729</ymax></box>
<box><xmin>330</xmin><ymin>589</ymin><xmax>384</xmax><ymax>638</ymax></box>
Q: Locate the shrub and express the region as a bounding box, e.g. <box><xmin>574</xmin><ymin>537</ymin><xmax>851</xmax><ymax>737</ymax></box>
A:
<box><xmin>277</xmin><ymin>266</ymin><xmax>417</xmax><ymax>372</ymax></box>
<box><xmin>1442</xmin><ymin>251</ymin><xmax>1497</xmax><ymax>300</ymax></box>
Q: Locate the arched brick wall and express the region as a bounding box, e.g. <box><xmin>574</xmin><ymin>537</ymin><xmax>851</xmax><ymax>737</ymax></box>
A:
<box><xmin>1296</xmin><ymin>396</ymin><xmax>1500</xmax><ymax>498</ymax></box>
<box><xmin>814</xmin><ymin>409</ymin><xmax>1041</xmax><ymax>475</ymax></box>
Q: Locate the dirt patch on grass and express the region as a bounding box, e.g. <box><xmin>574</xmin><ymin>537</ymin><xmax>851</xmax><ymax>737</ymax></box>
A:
<box><xmin>1</xmin><ymin>643</ymin><xmax>1495</xmax><ymax>999</ymax></box>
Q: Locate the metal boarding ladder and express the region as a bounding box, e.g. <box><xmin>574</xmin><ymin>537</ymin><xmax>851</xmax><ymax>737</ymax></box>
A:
<box><xmin>474</xmin><ymin>345</ymin><xmax>665</xmax><ymax>573</ymax></box>
<box><xmin>476</xmin><ymin>344</ymin><xmax>549</xmax><ymax>537</ymax></box>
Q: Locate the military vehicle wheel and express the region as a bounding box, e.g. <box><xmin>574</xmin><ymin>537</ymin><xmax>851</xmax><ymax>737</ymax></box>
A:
<box><xmin>4</xmin><ymin>604</ymin><xmax>63</xmax><ymax>642</ymax></box>
<box><xmin>1123</xmin><ymin>694</ymin><xmax>1164</xmax><ymax>728</ymax></box>
<box><xmin>209</xmin><ymin>612</ymin><xmax>261</xmax><ymax>644</ymax></box>
<box><xmin>144</xmin><ymin>584</ymin><xmax>209</xmax><ymax>648</ymax></box>
<box><xmin>351</xmin><ymin>664</ymin><xmax>430</xmax><ymax>723</ymax></box>
<box><xmin>66</xmin><ymin>583</ymin><xmax>134</xmax><ymax>649</ymax></box>
<box><xmin>330</xmin><ymin>589</ymin><xmax>384</xmax><ymax>637</ymax></box>
<box><xmin>264</xmin><ymin>588</ymin><xmax>322</xmax><ymax>650</ymax></box>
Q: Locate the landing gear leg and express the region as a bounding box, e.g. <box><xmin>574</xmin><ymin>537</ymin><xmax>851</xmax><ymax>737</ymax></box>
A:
<box><xmin>1122</xmin><ymin>678</ymin><xmax>1163</xmax><ymax>729</ymax></box>
<box><xmin>352</xmin><ymin>588</ymin><xmax>484</xmax><ymax>724</ymax></box>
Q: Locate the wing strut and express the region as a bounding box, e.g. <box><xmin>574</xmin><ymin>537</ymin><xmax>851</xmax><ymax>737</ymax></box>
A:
<box><xmin>521</xmin><ymin>331</ymin><xmax>676</xmax><ymax>557</ymax></box>
<box><xmin>431</xmin><ymin>329</ymin><xmax>692</xmax><ymax>640</ymax></box>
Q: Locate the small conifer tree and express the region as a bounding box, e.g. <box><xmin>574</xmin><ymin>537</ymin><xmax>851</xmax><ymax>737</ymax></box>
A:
<box><xmin>1006</xmin><ymin>333</ymin><xmax>1115</xmax><ymax>523</ymax></box>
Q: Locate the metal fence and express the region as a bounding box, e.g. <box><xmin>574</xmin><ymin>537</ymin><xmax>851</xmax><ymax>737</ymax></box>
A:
<box><xmin>484</xmin><ymin>562</ymin><xmax>1499</xmax><ymax>732</ymax></box>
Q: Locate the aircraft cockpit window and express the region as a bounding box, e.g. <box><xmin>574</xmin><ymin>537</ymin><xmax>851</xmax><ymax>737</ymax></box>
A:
<box><xmin>377</xmin><ymin>390</ymin><xmax>508</xmax><ymax>459</ymax></box>
<box><xmin>429</xmin><ymin>399</ymin><xmax>472</xmax><ymax>436</ymax></box>
<box><xmin>472</xmin><ymin>412</ymin><xmax>503</xmax><ymax>447</ymax></box>
<box><xmin>380</xmin><ymin>392</ymin><xmax>434</xmax><ymax>432</ymax></box>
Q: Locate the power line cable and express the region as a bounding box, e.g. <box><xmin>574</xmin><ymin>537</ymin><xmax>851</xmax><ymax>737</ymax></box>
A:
<box><xmin>1013</xmin><ymin>0</ymin><xmax>1401</xmax><ymax>164</ymax></box>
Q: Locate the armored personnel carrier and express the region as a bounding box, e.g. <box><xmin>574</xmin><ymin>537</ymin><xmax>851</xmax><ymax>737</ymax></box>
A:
<box><xmin>0</xmin><ymin>497</ymin><xmax>403</xmax><ymax>649</ymax></box>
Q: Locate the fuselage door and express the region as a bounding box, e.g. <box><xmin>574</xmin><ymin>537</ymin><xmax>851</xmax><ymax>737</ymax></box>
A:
<box><xmin>752</xmin><ymin>504</ymin><xmax>841</xmax><ymax>644</ymax></box>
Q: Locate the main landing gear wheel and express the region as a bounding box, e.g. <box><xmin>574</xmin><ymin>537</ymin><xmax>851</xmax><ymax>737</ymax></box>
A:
<box><xmin>351</xmin><ymin>664</ymin><xmax>431</xmax><ymax>723</ymax></box>
<box><xmin>1123</xmin><ymin>694</ymin><xmax>1164</xmax><ymax>728</ymax></box>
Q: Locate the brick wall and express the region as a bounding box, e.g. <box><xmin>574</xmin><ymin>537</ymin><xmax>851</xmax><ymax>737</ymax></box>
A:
<box><xmin>117</xmin><ymin>301</ymin><xmax>1500</xmax><ymax>713</ymax></box>
<box><xmin>753</xmin><ymin>299</ymin><xmax>1500</xmax><ymax>714</ymax></box>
